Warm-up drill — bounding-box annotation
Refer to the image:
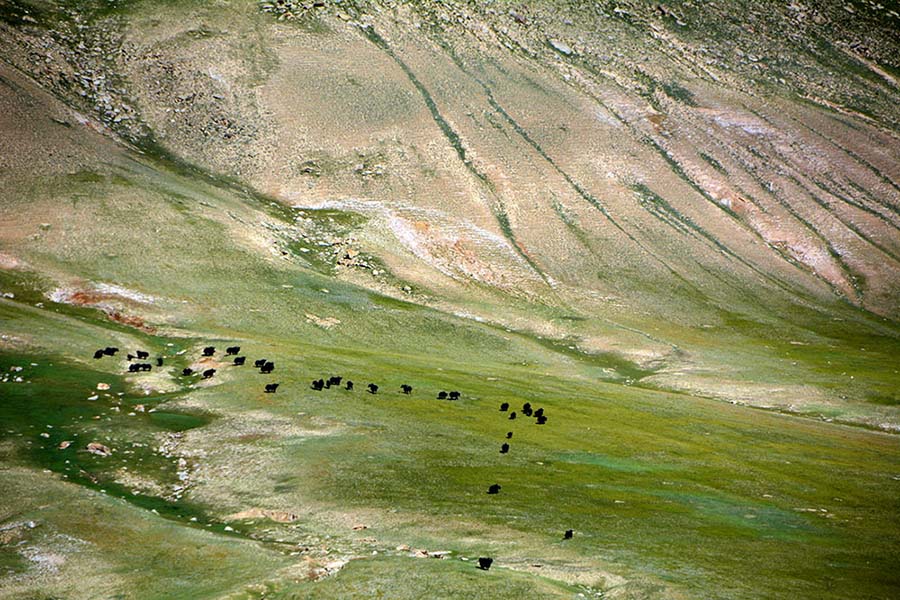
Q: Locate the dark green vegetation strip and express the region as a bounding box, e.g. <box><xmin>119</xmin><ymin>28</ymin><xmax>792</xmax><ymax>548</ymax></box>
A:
<box><xmin>0</xmin><ymin>353</ymin><xmax>219</xmax><ymax>529</ymax></box>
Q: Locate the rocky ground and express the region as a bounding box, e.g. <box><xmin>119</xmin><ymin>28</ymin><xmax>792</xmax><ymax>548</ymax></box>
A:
<box><xmin>0</xmin><ymin>1</ymin><xmax>898</xmax><ymax>598</ymax></box>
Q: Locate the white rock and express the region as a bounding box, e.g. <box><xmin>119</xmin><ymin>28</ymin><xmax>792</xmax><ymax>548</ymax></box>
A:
<box><xmin>549</xmin><ymin>39</ymin><xmax>573</xmax><ymax>55</ymax></box>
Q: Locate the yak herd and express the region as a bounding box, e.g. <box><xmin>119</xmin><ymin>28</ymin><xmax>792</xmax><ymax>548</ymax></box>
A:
<box><xmin>92</xmin><ymin>341</ymin><xmax>573</xmax><ymax>572</ymax></box>
<box><xmin>93</xmin><ymin>344</ymin><xmax>269</xmax><ymax>386</ymax></box>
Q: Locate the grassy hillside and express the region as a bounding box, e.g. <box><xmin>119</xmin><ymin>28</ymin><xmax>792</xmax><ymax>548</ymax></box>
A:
<box><xmin>0</xmin><ymin>1</ymin><xmax>898</xmax><ymax>598</ymax></box>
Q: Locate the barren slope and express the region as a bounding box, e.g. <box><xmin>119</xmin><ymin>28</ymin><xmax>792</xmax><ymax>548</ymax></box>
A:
<box><xmin>1</xmin><ymin>1</ymin><xmax>899</xmax><ymax>599</ymax></box>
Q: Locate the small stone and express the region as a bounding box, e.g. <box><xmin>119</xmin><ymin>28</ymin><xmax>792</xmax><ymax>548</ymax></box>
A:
<box><xmin>97</xmin><ymin>383</ymin><xmax>110</xmax><ymax>390</ymax></box>
<box><xmin>549</xmin><ymin>39</ymin><xmax>573</xmax><ymax>55</ymax></box>
<box><xmin>86</xmin><ymin>442</ymin><xmax>112</xmax><ymax>456</ymax></box>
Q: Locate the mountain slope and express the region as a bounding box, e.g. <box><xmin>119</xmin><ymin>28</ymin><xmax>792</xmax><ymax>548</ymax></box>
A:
<box><xmin>1</xmin><ymin>1</ymin><xmax>899</xmax><ymax>599</ymax></box>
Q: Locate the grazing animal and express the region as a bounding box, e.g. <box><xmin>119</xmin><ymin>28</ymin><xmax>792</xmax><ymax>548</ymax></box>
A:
<box><xmin>328</xmin><ymin>376</ymin><xmax>343</xmax><ymax>387</ymax></box>
<box><xmin>311</xmin><ymin>379</ymin><xmax>324</xmax><ymax>391</ymax></box>
<box><xmin>448</xmin><ymin>391</ymin><xmax>460</xmax><ymax>400</ymax></box>
<box><xmin>103</xmin><ymin>347</ymin><xmax>118</xmax><ymax>356</ymax></box>
<box><xmin>136</xmin><ymin>350</ymin><xmax>149</xmax><ymax>360</ymax></box>
<box><xmin>522</xmin><ymin>402</ymin><xmax>533</xmax><ymax>416</ymax></box>
<box><xmin>345</xmin><ymin>380</ymin><xmax>354</xmax><ymax>391</ymax></box>
<box><xmin>401</xmin><ymin>384</ymin><xmax>412</xmax><ymax>394</ymax></box>
<box><xmin>536</xmin><ymin>415</ymin><xmax>547</xmax><ymax>425</ymax></box>
<box><xmin>93</xmin><ymin>349</ymin><xmax>104</xmax><ymax>359</ymax></box>
<box><xmin>265</xmin><ymin>383</ymin><xmax>279</xmax><ymax>393</ymax></box>
<box><xmin>141</xmin><ymin>363</ymin><xmax>152</xmax><ymax>372</ymax></box>
<box><xmin>477</xmin><ymin>557</ymin><xmax>493</xmax><ymax>571</ymax></box>
<box><xmin>233</xmin><ymin>356</ymin><xmax>246</xmax><ymax>365</ymax></box>
<box><xmin>128</xmin><ymin>363</ymin><xmax>139</xmax><ymax>372</ymax></box>
<box><xmin>533</xmin><ymin>407</ymin><xmax>544</xmax><ymax>418</ymax></box>
<box><xmin>202</xmin><ymin>368</ymin><xmax>216</xmax><ymax>379</ymax></box>
<box><xmin>182</xmin><ymin>368</ymin><xmax>194</xmax><ymax>376</ymax></box>
<box><xmin>156</xmin><ymin>357</ymin><xmax>163</xmax><ymax>367</ymax></box>
<box><xmin>564</xmin><ymin>529</ymin><xmax>573</xmax><ymax>540</ymax></box>
<box><xmin>202</xmin><ymin>346</ymin><xmax>215</xmax><ymax>356</ymax></box>
<box><xmin>487</xmin><ymin>484</ymin><xmax>501</xmax><ymax>495</ymax></box>
<box><xmin>509</xmin><ymin>411</ymin><xmax>517</xmax><ymax>420</ymax></box>
<box><xmin>437</xmin><ymin>391</ymin><xmax>448</xmax><ymax>400</ymax></box>
<box><xmin>260</xmin><ymin>361</ymin><xmax>274</xmax><ymax>374</ymax></box>
<box><xmin>127</xmin><ymin>353</ymin><xmax>135</xmax><ymax>361</ymax></box>
<box><xmin>499</xmin><ymin>402</ymin><xmax>509</xmax><ymax>412</ymax></box>
<box><xmin>506</xmin><ymin>431</ymin><xmax>513</xmax><ymax>439</ymax></box>
<box><xmin>254</xmin><ymin>359</ymin><xmax>267</xmax><ymax>368</ymax></box>
<box><xmin>367</xmin><ymin>383</ymin><xmax>378</xmax><ymax>394</ymax></box>
<box><xmin>500</xmin><ymin>443</ymin><xmax>509</xmax><ymax>454</ymax></box>
<box><xmin>226</xmin><ymin>346</ymin><xmax>240</xmax><ymax>355</ymax></box>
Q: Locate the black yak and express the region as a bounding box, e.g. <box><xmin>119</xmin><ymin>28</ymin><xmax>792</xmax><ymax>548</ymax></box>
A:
<box><xmin>564</xmin><ymin>529</ymin><xmax>573</xmax><ymax>540</ymax></box>
<box><xmin>367</xmin><ymin>383</ymin><xmax>378</xmax><ymax>394</ymax></box>
<box><xmin>437</xmin><ymin>391</ymin><xmax>447</xmax><ymax>400</ymax></box>
<box><xmin>182</xmin><ymin>368</ymin><xmax>194</xmax><ymax>376</ymax></box>
<box><xmin>401</xmin><ymin>384</ymin><xmax>412</xmax><ymax>394</ymax></box>
<box><xmin>509</xmin><ymin>411</ymin><xmax>517</xmax><ymax>420</ymax></box>
<box><xmin>202</xmin><ymin>346</ymin><xmax>215</xmax><ymax>356</ymax></box>
<box><xmin>260</xmin><ymin>361</ymin><xmax>274</xmax><ymax>374</ymax></box>
<box><xmin>103</xmin><ymin>347</ymin><xmax>118</xmax><ymax>356</ymax></box>
<box><xmin>534</xmin><ymin>407</ymin><xmax>544</xmax><ymax>418</ymax></box>
<box><xmin>499</xmin><ymin>402</ymin><xmax>509</xmax><ymax>412</ymax></box>
<box><xmin>448</xmin><ymin>391</ymin><xmax>460</xmax><ymax>400</ymax></box>
<box><xmin>136</xmin><ymin>350</ymin><xmax>149</xmax><ymax>360</ymax></box>
<box><xmin>254</xmin><ymin>359</ymin><xmax>267</xmax><ymax>368</ymax></box>
<box><xmin>477</xmin><ymin>557</ymin><xmax>493</xmax><ymax>570</ymax></box>
<box><xmin>522</xmin><ymin>402</ymin><xmax>532</xmax><ymax>417</ymax></box>
<box><xmin>487</xmin><ymin>484</ymin><xmax>501</xmax><ymax>494</ymax></box>
<box><xmin>506</xmin><ymin>431</ymin><xmax>513</xmax><ymax>439</ymax></box>
<box><xmin>265</xmin><ymin>383</ymin><xmax>279</xmax><ymax>393</ymax></box>
<box><xmin>93</xmin><ymin>349</ymin><xmax>104</xmax><ymax>359</ymax></box>
<box><xmin>226</xmin><ymin>346</ymin><xmax>240</xmax><ymax>355</ymax></box>
<box><xmin>202</xmin><ymin>368</ymin><xmax>216</xmax><ymax>379</ymax></box>
<box><xmin>536</xmin><ymin>415</ymin><xmax>547</xmax><ymax>425</ymax></box>
<box><xmin>345</xmin><ymin>380</ymin><xmax>354</xmax><ymax>391</ymax></box>
<box><xmin>156</xmin><ymin>357</ymin><xmax>163</xmax><ymax>367</ymax></box>
<box><xmin>500</xmin><ymin>443</ymin><xmax>509</xmax><ymax>454</ymax></box>
<box><xmin>233</xmin><ymin>356</ymin><xmax>246</xmax><ymax>366</ymax></box>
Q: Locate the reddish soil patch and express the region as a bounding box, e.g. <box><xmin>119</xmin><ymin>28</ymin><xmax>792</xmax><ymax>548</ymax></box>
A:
<box><xmin>106</xmin><ymin>310</ymin><xmax>155</xmax><ymax>333</ymax></box>
<box><xmin>68</xmin><ymin>290</ymin><xmax>110</xmax><ymax>305</ymax></box>
<box><xmin>57</xmin><ymin>288</ymin><xmax>156</xmax><ymax>332</ymax></box>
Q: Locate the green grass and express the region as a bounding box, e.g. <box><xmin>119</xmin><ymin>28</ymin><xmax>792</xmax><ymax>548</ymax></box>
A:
<box><xmin>1</xmin><ymin>2</ymin><xmax>899</xmax><ymax>596</ymax></box>
<box><xmin>4</xmin><ymin>287</ymin><xmax>898</xmax><ymax>598</ymax></box>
